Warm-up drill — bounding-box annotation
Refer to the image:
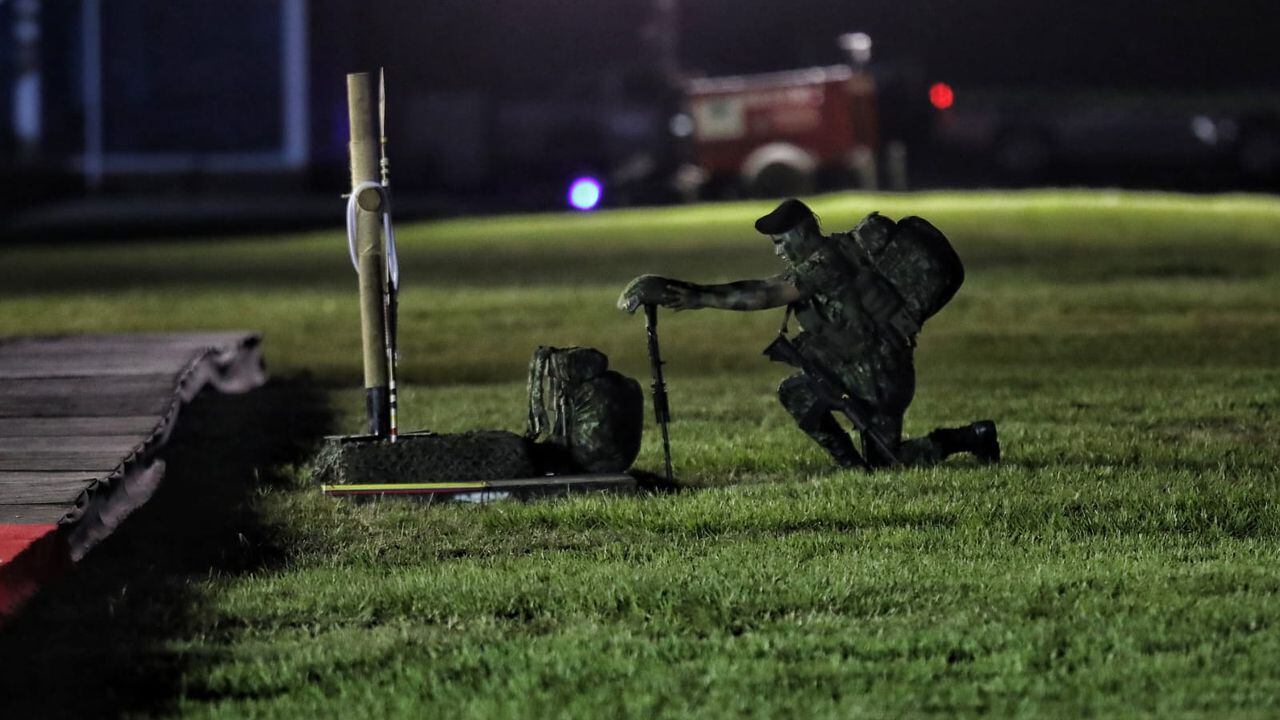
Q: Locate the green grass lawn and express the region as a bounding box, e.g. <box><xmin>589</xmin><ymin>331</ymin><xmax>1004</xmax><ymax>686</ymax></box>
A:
<box><xmin>1</xmin><ymin>190</ymin><xmax>1278</xmax><ymax>718</ymax></box>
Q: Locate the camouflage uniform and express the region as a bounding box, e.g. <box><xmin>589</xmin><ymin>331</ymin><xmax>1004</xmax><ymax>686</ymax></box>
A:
<box><xmin>617</xmin><ymin>198</ymin><xmax>997</xmax><ymax>470</ymax></box>
<box><xmin>778</xmin><ymin>238</ymin><xmax>946</xmax><ymax>467</ymax></box>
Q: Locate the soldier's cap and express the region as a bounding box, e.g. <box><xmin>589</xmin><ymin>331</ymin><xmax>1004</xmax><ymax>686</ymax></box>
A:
<box><xmin>755</xmin><ymin>198</ymin><xmax>818</xmax><ymax>235</ymax></box>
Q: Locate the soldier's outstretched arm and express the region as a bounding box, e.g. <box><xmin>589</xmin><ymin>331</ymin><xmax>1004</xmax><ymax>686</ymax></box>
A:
<box><xmin>618</xmin><ymin>273</ymin><xmax>805</xmax><ymax>313</ymax></box>
<box><xmin>682</xmin><ymin>274</ymin><xmax>804</xmax><ymax>311</ymax></box>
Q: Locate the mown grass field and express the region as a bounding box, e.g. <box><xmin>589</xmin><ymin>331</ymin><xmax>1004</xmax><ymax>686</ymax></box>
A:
<box><xmin>1</xmin><ymin>190</ymin><xmax>1278</xmax><ymax>718</ymax></box>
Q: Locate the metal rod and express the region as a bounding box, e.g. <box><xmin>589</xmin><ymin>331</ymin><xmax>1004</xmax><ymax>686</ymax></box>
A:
<box><xmin>280</xmin><ymin>0</ymin><xmax>310</xmax><ymax>169</ymax></box>
<box><xmin>644</xmin><ymin>304</ymin><xmax>674</xmax><ymax>482</ymax></box>
<box><xmin>379</xmin><ymin>67</ymin><xmax>399</xmax><ymax>442</ymax></box>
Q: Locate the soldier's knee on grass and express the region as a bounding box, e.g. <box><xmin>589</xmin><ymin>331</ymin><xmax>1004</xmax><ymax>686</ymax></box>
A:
<box><xmin>777</xmin><ymin>373</ymin><xmax>825</xmax><ymax>429</ymax></box>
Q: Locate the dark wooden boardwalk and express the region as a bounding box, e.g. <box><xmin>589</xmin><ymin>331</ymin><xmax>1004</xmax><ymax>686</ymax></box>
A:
<box><xmin>0</xmin><ymin>333</ymin><xmax>263</xmax><ymax>614</ymax></box>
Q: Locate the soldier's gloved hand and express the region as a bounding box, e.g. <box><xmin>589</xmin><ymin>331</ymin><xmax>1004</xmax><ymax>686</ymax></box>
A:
<box><xmin>617</xmin><ymin>275</ymin><xmax>703</xmax><ymax>313</ymax></box>
<box><xmin>617</xmin><ymin>274</ymin><xmax>671</xmax><ymax>314</ymax></box>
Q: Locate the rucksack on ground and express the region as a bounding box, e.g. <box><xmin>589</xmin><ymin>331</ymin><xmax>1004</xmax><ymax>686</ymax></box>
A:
<box><xmin>526</xmin><ymin>346</ymin><xmax>644</xmax><ymax>473</ymax></box>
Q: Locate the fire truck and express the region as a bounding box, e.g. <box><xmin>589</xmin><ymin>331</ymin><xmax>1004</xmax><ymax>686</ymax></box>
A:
<box><xmin>683</xmin><ymin>63</ymin><xmax>881</xmax><ymax>198</ymax></box>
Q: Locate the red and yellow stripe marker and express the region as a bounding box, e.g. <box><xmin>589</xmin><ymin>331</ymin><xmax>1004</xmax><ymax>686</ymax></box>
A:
<box><xmin>321</xmin><ymin>474</ymin><xmax>636</xmax><ymax>499</ymax></box>
<box><xmin>322</xmin><ymin>481</ymin><xmax>488</xmax><ymax>497</ymax></box>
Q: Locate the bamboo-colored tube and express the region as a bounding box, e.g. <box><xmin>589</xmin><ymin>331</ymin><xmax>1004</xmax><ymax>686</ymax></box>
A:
<box><xmin>347</xmin><ymin>72</ymin><xmax>389</xmax><ymax>435</ymax></box>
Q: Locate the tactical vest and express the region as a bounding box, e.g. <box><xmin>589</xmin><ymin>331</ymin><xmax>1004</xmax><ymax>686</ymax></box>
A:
<box><xmin>791</xmin><ymin>213</ymin><xmax>963</xmax><ymax>345</ymax></box>
<box><xmin>526</xmin><ymin>346</ymin><xmax>644</xmax><ymax>473</ymax></box>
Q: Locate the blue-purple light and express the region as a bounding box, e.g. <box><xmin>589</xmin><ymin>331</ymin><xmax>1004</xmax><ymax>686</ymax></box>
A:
<box><xmin>568</xmin><ymin>177</ymin><xmax>602</xmax><ymax>211</ymax></box>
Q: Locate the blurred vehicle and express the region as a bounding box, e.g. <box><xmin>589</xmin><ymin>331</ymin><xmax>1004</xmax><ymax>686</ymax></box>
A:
<box><xmin>927</xmin><ymin>86</ymin><xmax>1280</xmax><ymax>185</ymax></box>
<box><xmin>681</xmin><ymin>64</ymin><xmax>880</xmax><ymax>198</ymax></box>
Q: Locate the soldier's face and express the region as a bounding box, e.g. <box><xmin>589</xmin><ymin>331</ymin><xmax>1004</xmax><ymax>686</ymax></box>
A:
<box><xmin>772</xmin><ymin>228</ymin><xmax>807</xmax><ymax>263</ymax></box>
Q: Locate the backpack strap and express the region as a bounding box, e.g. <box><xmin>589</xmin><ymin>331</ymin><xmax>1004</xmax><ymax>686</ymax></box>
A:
<box><xmin>778</xmin><ymin>303</ymin><xmax>795</xmax><ymax>337</ymax></box>
<box><xmin>549</xmin><ymin>351</ymin><xmax>570</xmax><ymax>443</ymax></box>
<box><xmin>835</xmin><ymin>231</ymin><xmax>919</xmax><ymax>346</ymax></box>
<box><xmin>525</xmin><ymin>345</ymin><xmax>554</xmax><ymax>439</ymax></box>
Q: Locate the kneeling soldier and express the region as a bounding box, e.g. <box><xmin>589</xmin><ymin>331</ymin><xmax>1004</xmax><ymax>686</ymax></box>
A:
<box><xmin>618</xmin><ymin>198</ymin><xmax>999</xmax><ymax>469</ymax></box>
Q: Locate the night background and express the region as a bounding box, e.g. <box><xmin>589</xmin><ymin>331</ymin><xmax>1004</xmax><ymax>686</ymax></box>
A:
<box><xmin>3</xmin><ymin>0</ymin><xmax>1280</xmax><ymax>233</ymax></box>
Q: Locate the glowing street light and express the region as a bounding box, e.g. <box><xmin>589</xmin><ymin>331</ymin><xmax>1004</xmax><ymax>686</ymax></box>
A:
<box><xmin>839</xmin><ymin>32</ymin><xmax>873</xmax><ymax>68</ymax></box>
<box><xmin>568</xmin><ymin>177</ymin><xmax>602</xmax><ymax>211</ymax></box>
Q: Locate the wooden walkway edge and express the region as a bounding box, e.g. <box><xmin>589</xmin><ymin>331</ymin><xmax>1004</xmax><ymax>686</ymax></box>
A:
<box><xmin>0</xmin><ymin>332</ymin><xmax>265</xmax><ymax>619</ymax></box>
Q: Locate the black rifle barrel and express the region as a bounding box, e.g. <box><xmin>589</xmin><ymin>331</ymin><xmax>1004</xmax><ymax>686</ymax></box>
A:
<box><xmin>379</xmin><ymin>67</ymin><xmax>399</xmax><ymax>442</ymax></box>
<box><xmin>644</xmin><ymin>303</ymin><xmax>674</xmax><ymax>482</ymax></box>
<box><xmin>763</xmin><ymin>333</ymin><xmax>900</xmax><ymax>467</ymax></box>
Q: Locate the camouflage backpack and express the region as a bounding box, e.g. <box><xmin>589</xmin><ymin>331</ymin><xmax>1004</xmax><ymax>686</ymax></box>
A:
<box><xmin>526</xmin><ymin>346</ymin><xmax>644</xmax><ymax>473</ymax></box>
<box><xmin>834</xmin><ymin>212</ymin><xmax>965</xmax><ymax>340</ymax></box>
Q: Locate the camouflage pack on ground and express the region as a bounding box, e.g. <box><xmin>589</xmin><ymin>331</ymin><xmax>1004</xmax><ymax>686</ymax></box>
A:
<box><xmin>526</xmin><ymin>346</ymin><xmax>644</xmax><ymax>473</ymax></box>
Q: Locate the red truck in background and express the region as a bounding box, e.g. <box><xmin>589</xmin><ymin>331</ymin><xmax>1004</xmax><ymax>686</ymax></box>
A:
<box><xmin>684</xmin><ymin>64</ymin><xmax>881</xmax><ymax>197</ymax></box>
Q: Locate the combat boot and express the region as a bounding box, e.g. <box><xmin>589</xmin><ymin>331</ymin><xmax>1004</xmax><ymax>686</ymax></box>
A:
<box><xmin>826</xmin><ymin>437</ymin><xmax>868</xmax><ymax>470</ymax></box>
<box><xmin>967</xmin><ymin>420</ymin><xmax>1000</xmax><ymax>464</ymax></box>
<box><xmin>810</xmin><ymin>423</ymin><xmax>867</xmax><ymax>470</ymax></box>
<box><xmin>929</xmin><ymin>420</ymin><xmax>1000</xmax><ymax>464</ymax></box>
<box><xmin>824</xmin><ymin>440</ymin><xmax>865</xmax><ymax>468</ymax></box>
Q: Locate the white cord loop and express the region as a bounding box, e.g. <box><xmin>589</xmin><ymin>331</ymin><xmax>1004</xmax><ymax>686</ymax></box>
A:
<box><xmin>345</xmin><ymin>181</ymin><xmax>399</xmax><ymax>290</ymax></box>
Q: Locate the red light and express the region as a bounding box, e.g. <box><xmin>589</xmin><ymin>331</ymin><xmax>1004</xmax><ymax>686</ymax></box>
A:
<box><xmin>929</xmin><ymin>82</ymin><xmax>954</xmax><ymax>110</ymax></box>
